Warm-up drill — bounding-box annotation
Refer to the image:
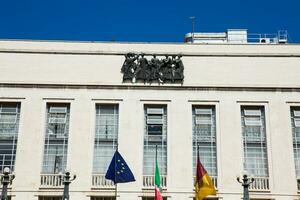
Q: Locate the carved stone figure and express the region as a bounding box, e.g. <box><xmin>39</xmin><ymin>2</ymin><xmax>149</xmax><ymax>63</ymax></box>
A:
<box><xmin>161</xmin><ymin>56</ymin><xmax>172</xmax><ymax>82</ymax></box>
<box><xmin>148</xmin><ymin>55</ymin><xmax>161</xmax><ymax>81</ymax></box>
<box><xmin>121</xmin><ymin>53</ymin><xmax>138</xmax><ymax>81</ymax></box>
<box><xmin>135</xmin><ymin>54</ymin><xmax>148</xmax><ymax>81</ymax></box>
<box><xmin>174</xmin><ymin>55</ymin><xmax>184</xmax><ymax>81</ymax></box>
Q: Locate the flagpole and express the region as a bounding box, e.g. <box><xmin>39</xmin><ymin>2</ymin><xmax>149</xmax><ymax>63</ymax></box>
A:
<box><xmin>154</xmin><ymin>145</ymin><xmax>164</xmax><ymax>200</ymax></box>
<box><xmin>196</xmin><ymin>145</ymin><xmax>199</xmax><ymax>184</ymax></box>
<box><xmin>155</xmin><ymin>145</ymin><xmax>158</xmax><ymax>167</ymax></box>
<box><xmin>155</xmin><ymin>145</ymin><xmax>158</xmax><ymax>180</ymax></box>
<box><xmin>197</xmin><ymin>145</ymin><xmax>199</xmax><ymax>161</ymax></box>
<box><xmin>115</xmin><ymin>143</ymin><xmax>118</xmax><ymax>200</ymax></box>
<box><xmin>195</xmin><ymin>144</ymin><xmax>200</xmax><ymax>199</ymax></box>
<box><xmin>155</xmin><ymin>145</ymin><xmax>158</xmax><ymax>196</ymax></box>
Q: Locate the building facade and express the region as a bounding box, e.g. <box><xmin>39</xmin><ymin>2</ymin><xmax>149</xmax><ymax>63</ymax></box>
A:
<box><xmin>0</xmin><ymin>40</ymin><xmax>300</xmax><ymax>200</ymax></box>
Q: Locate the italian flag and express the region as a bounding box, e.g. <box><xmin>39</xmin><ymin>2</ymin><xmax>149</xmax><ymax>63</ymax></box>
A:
<box><xmin>155</xmin><ymin>158</ymin><xmax>163</xmax><ymax>200</ymax></box>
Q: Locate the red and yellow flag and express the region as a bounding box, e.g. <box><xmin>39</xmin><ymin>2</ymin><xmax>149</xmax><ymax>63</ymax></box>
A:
<box><xmin>195</xmin><ymin>153</ymin><xmax>216</xmax><ymax>200</ymax></box>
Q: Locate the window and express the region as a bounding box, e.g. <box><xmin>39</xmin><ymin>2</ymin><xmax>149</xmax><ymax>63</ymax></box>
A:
<box><xmin>142</xmin><ymin>197</ymin><xmax>167</xmax><ymax>200</ymax></box>
<box><xmin>39</xmin><ymin>197</ymin><xmax>61</xmax><ymax>200</ymax></box>
<box><xmin>291</xmin><ymin>107</ymin><xmax>300</xmax><ymax>178</ymax></box>
<box><xmin>93</xmin><ymin>105</ymin><xmax>118</xmax><ymax>174</ymax></box>
<box><xmin>143</xmin><ymin>105</ymin><xmax>167</xmax><ymax>176</ymax></box>
<box><xmin>0</xmin><ymin>102</ymin><xmax>21</xmax><ymax>172</ymax></box>
<box><xmin>42</xmin><ymin>104</ymin><xmax>70</xmax><ymax>173</ymax></box>
<box><xmin>0</xmin><ymin>197</ymin><xmax>11</xmax><ymax>200</ymax></box>
<box><xmin>241</xmin><ymin>106</ymin><xmax>268</xmax><ymax>177</ymax></box>
<box><xmin>193</xmin><ymin>198</ymin><xmax>218</xmax><ymax>200</ymax></box>
<box><xmin>91</xmin><ymin>197</ymin><xmax>116</xmax><ymax>200</ymax></box>
<box><xmin>192</xmin><ymin>106</ymin><xmax>217</xmax><ymax>178</ymax></box>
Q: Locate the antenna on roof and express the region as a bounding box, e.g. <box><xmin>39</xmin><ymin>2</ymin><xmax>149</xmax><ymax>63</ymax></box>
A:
<box><xmin>189</xmin><ymin>16</ymin><xmax>196</xmax><ymax>43</ymax></box>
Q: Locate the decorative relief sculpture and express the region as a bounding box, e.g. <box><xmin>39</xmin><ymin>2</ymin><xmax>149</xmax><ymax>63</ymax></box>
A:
<box><xmin>121</xmin><ymin>53</ymin><xmax>184</xmax><ymax>83</ymax></box>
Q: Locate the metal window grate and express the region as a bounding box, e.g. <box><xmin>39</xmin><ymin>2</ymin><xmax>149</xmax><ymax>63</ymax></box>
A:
<box><xmin>192</xmin><ymin>106</ymin><xmax>217</xmax><ymax>177</ymax></box>
<box><xmin>143</xmin><ymin>105</ymin><xmax>167</xmax><ymax>176</ymax></box>
<box><xmin>244</xmin><ymin>109</ymin><xmax>261</xmax><ymax>116</ymax></box>
<box><xmin>91</xmin><ymin>197</ymin><xmax>116</xmax><ymax>200</ymax></box>
<box><xmin>241</xmin><ymin>106</ymin><xmax>268</xmax><ymax>177</ymax></box>
<box><xmin>0</xmin><ymin>102</ymin><xmax>21</xmax><ymax>172</ymax></box>
<box><xmin>42</xmin><ymin>104</ymin><xmax>70</xmax><ymax>174</ymax></box>
<box><xmin>93</xmin><ymin>104</ymin><xmax>118</xmax><ymax>173</ymax></box>
<box><xmin>142</xmin><ymin>197</ymin><xmax>167</xmax><ymax>200</ymax></box>
<box><xmin>244</xmin><ymin>117</ymin><xmax>262</xmax><ymax>126</ymax></box>
<box><xmin>39</xmin><ymin>197</ymin><xmax>62</xmax><ymax>200</ymax></box>
<box><xmin>291</xmin><ymin>107</ymin><xmax>300</xmax><ymax>178</ymax></box>
<box><xmin>294</xmin><ymin>110</ymin><xmax>300</xmax><ymax>117</ymax></box>
<box><xmin>147</xmin><ymin>115</ymin><xmax>163</xmax><ymax>124</ymax></box>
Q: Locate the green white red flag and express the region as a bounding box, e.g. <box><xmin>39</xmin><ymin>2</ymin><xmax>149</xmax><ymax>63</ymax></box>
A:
<box><xmin>155</xmin><ymin>156</ymin><xmax>163</xmax><ymax>200</ymax></box>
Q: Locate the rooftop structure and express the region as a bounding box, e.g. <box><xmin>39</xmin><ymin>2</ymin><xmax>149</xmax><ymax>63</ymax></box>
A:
<box><xmin>184</xmin><ymin>29</ymin><xmax>288</xmax><ymax>44</ymax></box>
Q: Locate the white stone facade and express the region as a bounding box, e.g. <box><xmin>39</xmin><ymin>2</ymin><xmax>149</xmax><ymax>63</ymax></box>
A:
<box><xmin>0</xmin><ymin>40</ymin><xmax>300</xmax><ymax>200</ymax></box>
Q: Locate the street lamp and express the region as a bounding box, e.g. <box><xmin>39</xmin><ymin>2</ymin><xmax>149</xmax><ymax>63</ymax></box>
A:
<box><xmin>60</xmin><ymin>171</ymin><xmax>76</xmax><ymax>200</ymax></box>
<box><xmin>237</xmin><ymin>173</ymin><xmax>254</xmax><ymax>200</ymax></box>
<box><xmin>0</xmin><ymin>167</ymin><xmax>15</xmax><ymax>200</ymax></box>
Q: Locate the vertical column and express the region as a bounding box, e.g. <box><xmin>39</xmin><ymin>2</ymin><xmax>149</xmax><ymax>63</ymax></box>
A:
<box><xmin>66</xmin><ymin>93</ymin><xmax>92</xmax><ymax>198</ymax></box>
<box><xmin>268</xmin><ymin>99</ymin><xmax>297</xmax><ymax>194</ymax></box>
<box><xmin>168</xmin><ymin>99</ymin><xmax>193</xmax><ymax>199</ymax></box>
<box><xmin>218</xmin><ymin>98</ymin><xmax>243</xmax><ymax>196</ymax></box>
<box><xmin>13</xmin><ymin>96</ymin><xmax>45</xmax><ymax>194</ymax></box>
<box><xmin>118</xmin><ymin>98</ymin><xmax>143</xmax><ymax>200</ymax></box>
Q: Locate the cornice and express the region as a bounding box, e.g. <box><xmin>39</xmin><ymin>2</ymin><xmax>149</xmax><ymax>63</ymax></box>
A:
<box><xmin>1</xmin><ymin>83</ymin><xmax>300</xmax><ymax>92</ymax></box>
<box><xmin>0</xmin><ymin>49</ymin><xmax>300</xmax><ymax>57</ymax></box>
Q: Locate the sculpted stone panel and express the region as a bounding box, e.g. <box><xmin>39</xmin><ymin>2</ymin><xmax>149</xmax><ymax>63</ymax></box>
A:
<box><xmin>121</xmin><ymin>53</ymin><xmax>184</xmax><ymax>83</ymax></box>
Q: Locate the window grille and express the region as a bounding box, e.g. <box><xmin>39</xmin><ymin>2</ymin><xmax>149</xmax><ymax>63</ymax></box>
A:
<box><xmin>294</xmin><ymin>110</ymin><xmax>300</xmax><ymax>117</ymax></box>
<box><xmin>141</xmin><ymin>197</ymin><xmax>167</xmax><ymax>200</ymax></box>
<box><xmin>147</xmin><ymin>108</ymin><xmax>164</xmax><ymax>115</ymax></box>
<box><xmin>42</xmin><ymin>104</ymin><xmax>70</xmax><ymax>173</ymax></box>
<box><xmin>91</xmin><ymin>197</ymin><xmax>116</xmax><ymax>200</ymax></box>
<box><xmin>195</xmin><ymin>108</ymin><xmax>212</xmax><ymax>115</ymax></box>
<box><xmin>294</xmin><ymin>118</ymin><xmax>300</xmax><ymax>127</ymax></box>
<box><xmin>39</xmin><ymin>197</ymin><xmax>61</xmax><ymax>200</ymax></box>
<box><xmin>241</xmin><ymin>106</ymin><xmax>268</xmax><ymax>177</ymax></box>
<box><xmin>244</xmin><ymin>109</ymin><xmax>261</xmax><ymax>116</ymax></box>
<box><xmin>195</xmin><ymin>115</ymin><xmax>212</xmax><ymax>125</ymax></box>
<box><xmin>93</xmin><ymin>105</ymin><xmax>118</xmax><ymax>173</ymax></box>
<box><xmin>291</xmin><ymin>107</ymin><xmax>300</xmax><ymax>177</ymax></box>
<box><xmin>147</xmin><ymin>115</ymin><xmax>163</xmax><ymax>124</ymax></box>
<box><xmin>0</xmin><ymin>102</ymin><xmax>21</xmax><ymax>172</ymax></box>
<box><xmin>192</xmin><ymin>106</ymin><xmax>217</xmax><ymax>177</ymax></box>
<box><xmin>143</xmin><ymin>105</ymin><xmax>167</xmax><ymax>176</ymax></box>
<box><xmin>192</xmin><ymin>198</ymin><xmax>218</xmax><ymax>200</ymax></box>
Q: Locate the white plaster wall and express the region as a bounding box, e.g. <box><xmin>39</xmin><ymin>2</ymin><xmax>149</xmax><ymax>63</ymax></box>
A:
<box><xmin>0</xmin><ymin>41</ymin><xmax>299</xmax><ymax>200</ymax></box>
<box><xmin>0</xmin><ymin>88</ymin><xmax>297</xmax><ymax>200</ymax></box>
<box><xmin>0</xmin><ymin>41</ymin><xmax>300</xmax><ymax>88</ymax></box>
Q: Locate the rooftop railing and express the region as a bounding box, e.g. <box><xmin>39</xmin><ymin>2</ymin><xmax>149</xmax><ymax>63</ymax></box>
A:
<box><xmin>185</xmin><ymin>30</ymin><xmax>288</xmax><ymax>44</ymax></box>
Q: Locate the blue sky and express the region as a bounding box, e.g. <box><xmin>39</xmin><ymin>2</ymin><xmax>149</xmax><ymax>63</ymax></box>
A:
<box><xmin>0</xmin><ymin>0</ymin><xmax>299</xmax><ymax>43</ymax></box>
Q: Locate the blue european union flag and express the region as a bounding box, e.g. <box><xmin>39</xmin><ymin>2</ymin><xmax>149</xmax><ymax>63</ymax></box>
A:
<box><xmin>105</xmin><ymin>150</ymin><xmax>135</xmax><ymax>184</ymax></box>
